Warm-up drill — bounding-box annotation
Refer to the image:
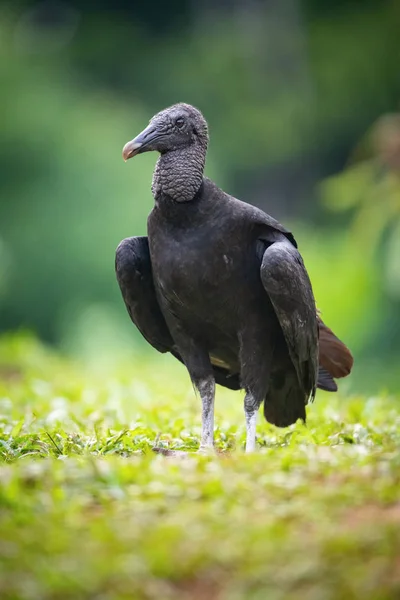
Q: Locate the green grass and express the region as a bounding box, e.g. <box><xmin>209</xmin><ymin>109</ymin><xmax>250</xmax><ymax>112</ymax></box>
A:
<box><xmin>0</xmin><ymin>333</ymin><xmax>400</xmax><ymax>599</ymax></box>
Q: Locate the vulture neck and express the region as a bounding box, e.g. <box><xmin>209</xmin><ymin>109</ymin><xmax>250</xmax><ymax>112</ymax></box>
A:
<box><xmin>152</xmin><ymin>143</ymin><xmax>206</xmax><ymax>203</ymax></box>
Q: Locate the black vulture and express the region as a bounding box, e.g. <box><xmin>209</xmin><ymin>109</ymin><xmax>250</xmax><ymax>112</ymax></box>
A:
<box><xmin>116</xmin><ymin>103</ymin><xmax>353</xmax><ymax>453</ymax></box>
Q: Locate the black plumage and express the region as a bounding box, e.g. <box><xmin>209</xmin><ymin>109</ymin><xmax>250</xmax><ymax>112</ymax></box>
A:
<box><xmin>116</xmin><ymin>103</ymin><xmax>353</xmax><ymax>452</ymax></box>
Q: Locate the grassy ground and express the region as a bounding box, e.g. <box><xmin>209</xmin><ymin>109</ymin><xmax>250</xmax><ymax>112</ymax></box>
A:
<box><xmin>0</xmin><ymin>333</ymin><xmax>400</xmax><ymax>599</ymax></box>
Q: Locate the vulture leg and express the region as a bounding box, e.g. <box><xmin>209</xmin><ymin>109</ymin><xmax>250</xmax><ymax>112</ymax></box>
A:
<box><xmin>244</xmin><ymin>393</ymin><xmax>260</xmax><ymax>452</ymax></box>
<box><xmin>240</xmin><ymin>330</ymin><xmax>274</xmax><ymax>452</ymax></box>
<box><xmin>197</xmin><ymin>375</ymin><xmax>216</xmax><ymax>452</ymax></box>
<box><xmin>170</xmin><ymin>335</ymin><xmax>216</xmax><ymax>452</ymax></box>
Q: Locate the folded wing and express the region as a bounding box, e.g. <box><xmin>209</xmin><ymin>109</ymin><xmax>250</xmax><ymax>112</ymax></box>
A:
<box><xmin>115</xmin><ymin>236</ymin><xmax>241</xmax><ymax>389</ymax></box>
<box><xmin>260</xmin><ymin>237</ymin><xmax>319</xmax><ymax>404</ymax></box>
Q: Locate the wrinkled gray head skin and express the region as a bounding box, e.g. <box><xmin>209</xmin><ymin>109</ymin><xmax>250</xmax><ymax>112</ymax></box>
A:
<box><xmin>123</xmin><ymin>103</ymin><xmax>209</xmax><ymax>202</ymax></box>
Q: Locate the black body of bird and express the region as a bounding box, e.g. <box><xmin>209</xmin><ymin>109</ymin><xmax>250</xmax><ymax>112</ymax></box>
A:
<box><xmin>116</xmin><ymin>103</ymin><xmax>353</xmax><ymax>452</ymax></box>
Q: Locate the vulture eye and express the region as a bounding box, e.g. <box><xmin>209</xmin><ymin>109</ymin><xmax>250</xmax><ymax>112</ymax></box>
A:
<box><xmin>175</xmin><ymin>117</ymin><xmax>185</xmax><ymax>128</ymax></box>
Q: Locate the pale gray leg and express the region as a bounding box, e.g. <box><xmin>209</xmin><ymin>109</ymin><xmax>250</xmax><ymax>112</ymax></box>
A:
<box><xmin>244</xmin><ymin>392</ymin><xmax>261</xmax><ymax>453</ymax></box>
<box><xmin>197</xmin><ymin>375</ymin><xmax>215</xmax><ymax>452</ymax></box>
<box><xmin>245</xmin><ymin>410</ymin><xmax>258</xmax><ymax>452</ymax></box>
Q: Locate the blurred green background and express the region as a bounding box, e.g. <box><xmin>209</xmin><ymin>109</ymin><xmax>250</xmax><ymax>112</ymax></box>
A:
<box><xmin>1</xmin><ymin>0</ymin><xmax>399</xmax><ymax>393</ymax></box>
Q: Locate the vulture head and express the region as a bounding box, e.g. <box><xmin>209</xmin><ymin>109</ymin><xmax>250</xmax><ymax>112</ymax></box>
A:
<box><xmin>122</xmin><ymin>103</ymin><xmax>209</xmax><ymax>161</ymax></box>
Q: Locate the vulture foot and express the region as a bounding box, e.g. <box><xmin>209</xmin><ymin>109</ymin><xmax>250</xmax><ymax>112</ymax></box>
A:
<box><xmin>152</xmin><ymin>447</ymin><xmax>190</xmax><ymax>458</ymax></box>
<box><xmin>197</xmin><ymin>445</ymin><xmax>216</xmax><ymax>456</ymax></box>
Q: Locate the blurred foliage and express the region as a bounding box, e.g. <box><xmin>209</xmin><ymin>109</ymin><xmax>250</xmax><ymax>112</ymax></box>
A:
<box><xmin>322</xmin><ymin>113</ymin><xmax>400</xmax><ymax>299</ymax></box>
<box><xmin>321</xmin><ymin>111</ymin><xmax>400</xmax><ymax>374</ymax></box>
<box><xmin>1</xmin><ymin>1</ymin><xmax>400</xmax><ymax>391</ymax></box>
<box><xmin>0</xmin><ymin>333</ymin><xmax>400</xmax><ymax>599</ymax></box>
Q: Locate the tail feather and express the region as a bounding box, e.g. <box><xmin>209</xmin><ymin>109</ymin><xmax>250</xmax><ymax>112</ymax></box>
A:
<box><xmin>263</xmin><ymin>369</ymin><xmax>307</xmax><ymax>428</ymax></box>
<box><xmin>263</xmin><ymin>318</ymin><xmax>353</xmax><ymax>426</ymax></box>
<box><xmin>317</xmin><ymin>366</ymin><xmax>338</xmax><ymax>392</ymax></box>
<box><xmin>318</xmin><ymin>318</ymin><xmax>353</xmax><ymax>379</ymax></box>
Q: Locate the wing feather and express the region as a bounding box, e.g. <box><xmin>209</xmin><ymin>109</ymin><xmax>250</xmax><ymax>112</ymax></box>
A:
<box><xmin>260</xmin><ymin>238</ymin><xmax>318</xmax><ymax>402</ymax></box>
<box><xmin>115</xmin><ymin>236</ymin><xmax>240</xmax><ymax>390</ymax></box>
<box><xmin>115</xmin><ymin>236</ymin><xmax>174</xmax><ymax>353</ymax></box>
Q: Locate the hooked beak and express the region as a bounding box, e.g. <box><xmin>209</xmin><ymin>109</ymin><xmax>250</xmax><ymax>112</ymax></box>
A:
<box><xmin>122</xmin><ymin>124</ymin><xmax>161</xmax><ymax>161</ymax></box>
